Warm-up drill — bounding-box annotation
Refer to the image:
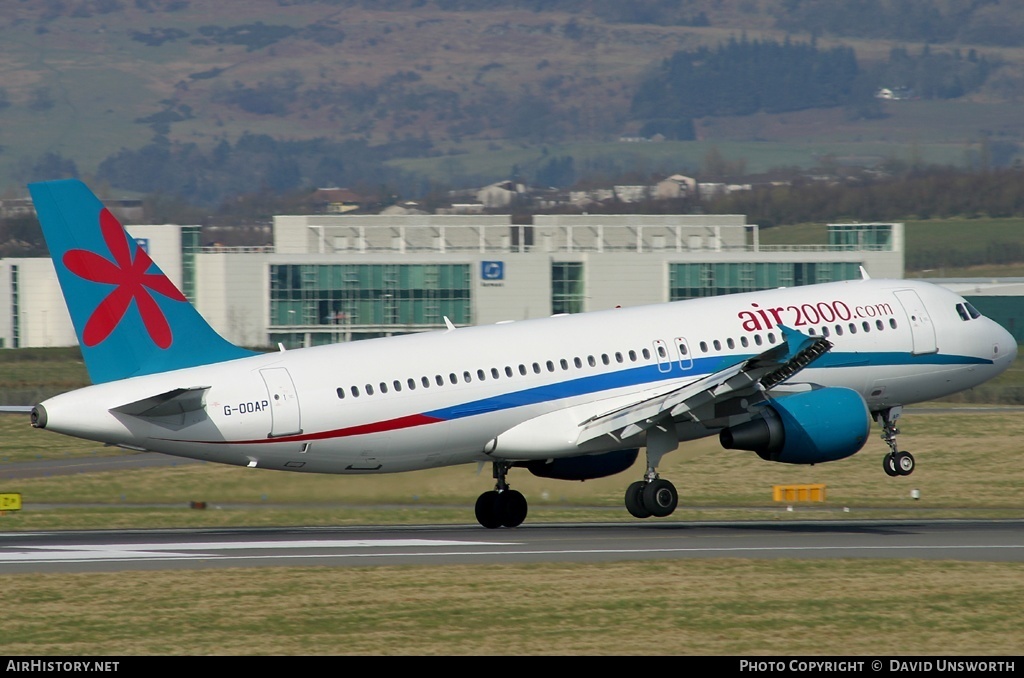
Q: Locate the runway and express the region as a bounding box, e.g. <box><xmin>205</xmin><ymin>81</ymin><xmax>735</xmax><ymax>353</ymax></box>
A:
<box><xmin>1</xmin><ymin>519</ymin><xmax>1022</xmax><ymax>574</ymax></box>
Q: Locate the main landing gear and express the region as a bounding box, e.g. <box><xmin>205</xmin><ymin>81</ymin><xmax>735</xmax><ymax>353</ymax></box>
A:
<box><xmin>877</xmin><ymin>406</ymin><xmax>915</xmax><ymax>477</ymax></box>
<box><xmin>624</xmin><ymin>425</ymin><xmax>679</xmax><ymax>519</ymax></box>
<box><xmin>475</xmin><ymin>461</ymin><xmax>528</xmax><ymax>529</ymax></box>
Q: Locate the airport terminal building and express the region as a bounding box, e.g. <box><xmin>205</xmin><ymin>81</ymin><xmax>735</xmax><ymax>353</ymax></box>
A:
<box><xmin>0</xmin><ymin>214</ymin><xmax>913</xmax><ymax>350</ymax></box>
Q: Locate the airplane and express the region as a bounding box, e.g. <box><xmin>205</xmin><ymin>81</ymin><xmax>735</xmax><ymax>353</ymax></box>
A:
<box><xmin>22</xmin><ymin>178</ymin><xmax>1018</xmax><ymax>529</ymax></box>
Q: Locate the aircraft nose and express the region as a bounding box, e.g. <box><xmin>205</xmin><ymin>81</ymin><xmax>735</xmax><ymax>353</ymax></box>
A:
<box><xmin>991</xmin><ymin>322</ymin><xmax>1017</xmax><ymax>371</ymax></box>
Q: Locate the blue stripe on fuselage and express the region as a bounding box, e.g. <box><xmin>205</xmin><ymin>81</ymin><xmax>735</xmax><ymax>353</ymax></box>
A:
<box><xmin>421</xmin><ymin>351</ymin><xmax>992</xmax><ymax>423</ymax></box>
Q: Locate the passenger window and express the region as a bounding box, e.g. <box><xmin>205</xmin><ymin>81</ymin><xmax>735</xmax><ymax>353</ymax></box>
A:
<box><xmin>546</xmin><ymin>361</ymin><xmax>555</xmax><ymax>372</ymax></box>
<box><xmin>560</xmin><ymin>359</ymin><xmax>569</xmax><ymax>370</ymax></box>
<box><xmin>491</xmin><ymin>368</ymin><xmax>500</xmax><ymax>379</ymax></box>
<box><xmin>463</xmin><ymin>371</ymin><xmax>472</xmax><ymax>383</ymax></box>
<box><xmin>727</xmin><ymin>338</ymin><xmax>735</xmax><ymax>349</ymax></box>
<box><xmin>628</xmin><ymin>350</ymin><xmax>637</xmax><ymax>361</ymax></box>
<box><xmin>862</xmin><ymin>321</ymin><xmax>870</xmax><ymax>332</ymax></box>
<box><xmin>533</xmin><ymin>363</ymin><xmax>541</xmax><ymax>374</ymax></box>
<box><xmin>889</xmin><ymin>318</ymin><xmax>898</xmax><ymax>329</ymax></box>
<box><xmin>478</xmin><ymin>369</ymin><xmax>486</xmax><ymax>381</ymax></box>
<box><xmin>588</xmin><ymin>355</ymin><xmax>596</xmax><ymax>367</ymax></box>
<box><xmin>754</xmin><ymin>335</ymin><xmax>763</xmax><ymax>346</ymax></box>
<box><xmin>393</xmin><ymin>380</ymin><xmax>401</xmax><ymax>391</ymax></box>
<box><xmin>767</xmin><ymin>333</ymin><xmax>776</xmax><ymax>344</ymax></box>
<box><xmin>435</xmin><ymin>375</ymin><xmax>444</xmax><ymax>386</ymax></box>
<box><xmin>713</xmin><ymin>340</ymin><xmax>721</xmax><ymax>350</ymax></box>
<box><xmin>366</xmin><ymin>384</ymin><xmax>374</xmax><ymax>395</ymax></box>
<box><xmin>407</xmin><ymin>378</ymin><xmax>416</xmax><ymax>390</ymax></box>
<box><xmin>615</xmin><ymin>352</ymin><xmax>624</xmax><ymax>363</ymax></box>
<box><xmin>351</xmin><ymin>385</ymin><xmax>360</xmax><ymax>397</ymax></box>
<box><xmin>519</xmin><ymin>364</ymin><xmax>528</xmax><ymax>375</ymax></box>
<box><xmin>449</xmin><ymin>373</ymin><xmax>458</xmax><ymax>384</ymax></box>
<box><xmin>699</xmin><ymin>341</ymin><xmax>708</xmax><ymax>352</ymax></box>
<box><xmin>336</xmin><ymin>387</ymin><xmax>345</xmax><ymax>399</ymax></box>
<box><xmin>602</xmin><ymin>354</ymin><xmax>610</xmax><ymax>365</ymax></box>
<box><xmin>644</xmin><ymin>348</ymin><xmax>652</xmax><ymax>360</ymax></box>
<box><xmin>574</xmin><ymin>357</ymin><xmax>583</xmax><ymax>368</ymax></box>
<box><xmin>380</xmin><ymin>382</ymin><xmax>388</xmax><ymax>393</ymax></box>
<box><xmin>822</xmin><ymin>326</ymin><xmax>830</xmax><ymax>337</ymax></box>
<box><xmin>834</xmin><ymin>325</ymin><xmax>844</xmax><ymax>336</ymax></box>
<box><xmin>505</xmin><ymin>366</ymin><xmax>514</xmax><ymax>377</ymax></box>
<box><xmin>876</xmin><ymin>320</ymin><xmax>884</xmax><ymax>331</ymax></box>
<box><xmin>740</xmin><ymin>336</ymin><xmax>749</xmax><ymax>347</ymax></box>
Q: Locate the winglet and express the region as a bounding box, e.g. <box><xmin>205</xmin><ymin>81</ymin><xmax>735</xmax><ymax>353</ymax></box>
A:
<box><xmin>29</xmin><ymin>179</ymin><xmax>256</xmax><ymax>383</ymax></box>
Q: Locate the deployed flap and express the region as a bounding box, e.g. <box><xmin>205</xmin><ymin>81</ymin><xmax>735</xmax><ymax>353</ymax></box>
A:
<box><xmin>577</xmin><ymin>326</ymin><xmax>831</xmax><ymax>445</ymax></box>
<box><xmin>110</xmin><ymin>386</ymin><xmax>210</xmax><ymax>418</ymax></box>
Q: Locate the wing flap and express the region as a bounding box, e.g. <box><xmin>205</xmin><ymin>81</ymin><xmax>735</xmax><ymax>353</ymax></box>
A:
<box><xmin>577</xmin><ymin>327</ymin><xmax>832</xmax><ymax>445</ymax></box>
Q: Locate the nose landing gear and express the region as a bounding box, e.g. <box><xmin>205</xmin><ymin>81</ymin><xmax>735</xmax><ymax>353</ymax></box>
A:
<box><xmin>878</xmin><ymin>407</ymin><xmax>915</xmax><ymax>477</ymax></box>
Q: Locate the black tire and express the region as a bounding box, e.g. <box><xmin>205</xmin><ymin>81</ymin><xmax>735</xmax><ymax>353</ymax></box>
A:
<box><xmin>642</xmin><ymin>478</ymin><xmax>678</xmax><ymax>518</ymax></box>
<box><xmin>883</xmin><ymin>453</ymin><xmax>899</xmax><ymax>477</ymax></box>
<box><xmin>475</xmin><ymin>490</ymin><xmax>502</xmax><ymax>529</ymax></box>
<box><xmin>625</xmin><ymin>481</ymin><xmax>652</xmax><ymax>518</ymax></box>
<box><xmin>498</xmin><ymin>489</ymin><xmax>528</xmax><ymax>528</ymax></box>
<box><xmin>894</xmin><ymin>450</ymin><xmax>915</xmax><ymax>476</ymax></box>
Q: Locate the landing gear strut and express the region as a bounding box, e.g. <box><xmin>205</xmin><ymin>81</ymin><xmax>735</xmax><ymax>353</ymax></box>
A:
<box><xmin>475</xmin><ymin>461</ymin><xmax>528</xmax><ymax>529</ymax></box>
<box><xmin>624</xmin><ymin>425</ymin><xmax>679</xmax><ymax>519</ymax></box>
<box><xmin>877</xmin><ymin>406</ymin><xmax>915</xmax><ymax>477</ymax></box>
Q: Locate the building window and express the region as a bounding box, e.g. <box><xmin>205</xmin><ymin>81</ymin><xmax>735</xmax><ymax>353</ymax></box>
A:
<box><xmin>552</xmin><ymin>262</ymin><xmax>584</xmax><ymax>314</ymax></box>
<box><xmin>268</xmin><ymin>263</ymin><xmax>471</xmax><ymax>345</ymax></box>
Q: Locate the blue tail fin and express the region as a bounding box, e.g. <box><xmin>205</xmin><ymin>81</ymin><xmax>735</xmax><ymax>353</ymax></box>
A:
<box><xmin>29</xmin><ymin>179</ymin><xmax>256</xmax><ymax>383</ymax></box>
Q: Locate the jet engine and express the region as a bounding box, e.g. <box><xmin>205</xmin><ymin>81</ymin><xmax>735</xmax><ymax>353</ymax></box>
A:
<box><xmin>719</xmin><ymin>387</ymin><xmax>870</xmax><ymax>464</ymax></box>
<box><xmin>516</xmin><ymin>448</ymin><xmax>639</xmax><ymax>481</ymax></box>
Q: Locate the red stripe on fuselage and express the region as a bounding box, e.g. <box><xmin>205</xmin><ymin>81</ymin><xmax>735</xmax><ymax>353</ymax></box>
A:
<box><xmin>158</xmin><ymin>413</ymin><xmax>445</xmax><ymax>445</ymax></box>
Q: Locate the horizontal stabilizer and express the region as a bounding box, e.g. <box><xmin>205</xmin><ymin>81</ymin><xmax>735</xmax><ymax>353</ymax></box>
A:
<box><xmin>110</xmin><ymin>386</ymin><xmax>210</xmax><ymax>418</ymax></box>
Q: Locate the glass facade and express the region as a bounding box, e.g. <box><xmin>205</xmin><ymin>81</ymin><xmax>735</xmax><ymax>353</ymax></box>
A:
<box><xmin>180</xmin><ymin>225</ymin><xmax>201</xmax><ymax>302</ymax></box>
<box><xmin>669</xmin><ymin>262</ymin><xmax>862</xmax><ymax>299</ymax></box>
<box><xmin>269</xmin><ymin>263</ymin><xmax>471</xmax><ymax>341</ymax></box>
<box><xmin>9</xmin><ymin>265</ymin><xmax>17</xmax><ymax>349</ymax></box>
<box><xmin>552</xmin><ymin>262</ymin><xmax>585</xmax><ymax>314</ymax></box>
<box><xmin>828</xmin><ymin>223</ymin><xmax>894</xmax><ymax>250</ymax></box>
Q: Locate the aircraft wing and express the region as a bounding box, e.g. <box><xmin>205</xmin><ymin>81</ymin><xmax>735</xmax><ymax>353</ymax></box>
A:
<box><xmin>576</xmin><ymin>326</ymin><xmax>831</xmax><ymax>445</ymax></box>
<box><xmin>110</xmin><ymin>386</ymin><xmax>211</xmax><ymax>418</ymax></box>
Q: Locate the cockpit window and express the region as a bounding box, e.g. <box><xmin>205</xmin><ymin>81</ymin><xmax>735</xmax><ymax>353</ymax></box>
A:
<box><xmin>956</xmin><ymin>302</ymin><xmax>983</xmax><ymax>321</ymax></box>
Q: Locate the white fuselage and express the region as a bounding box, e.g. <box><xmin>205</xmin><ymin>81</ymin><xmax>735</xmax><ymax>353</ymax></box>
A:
<box><xmin>34</xmin><ymin>278</ymin><xmax>1017</xmax><ymax>474</ymax></box>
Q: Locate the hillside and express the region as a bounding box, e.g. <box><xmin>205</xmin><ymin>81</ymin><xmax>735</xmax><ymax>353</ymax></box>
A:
<box><xmin>0</xmin><ymin>1</ymin><xmax>1023</xmax><ymax>203</ymax></box>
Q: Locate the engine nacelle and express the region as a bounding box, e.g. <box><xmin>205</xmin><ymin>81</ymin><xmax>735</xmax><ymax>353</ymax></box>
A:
<box><xmin>719</xmin><ymin>387</ymin><xmax>870</xmax><ymax>464</ymax></box>
<box><xmin>516</xmin><ymin>448</ymin><xmax>639</xmax><ymax>481</ymax></box>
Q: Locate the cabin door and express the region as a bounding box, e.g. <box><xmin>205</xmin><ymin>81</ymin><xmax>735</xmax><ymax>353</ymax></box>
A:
<box><xmin>260</xmin><ymin>367</ymin><xmax>303</xmax><ymax>437</ymax></box>
<box><xmin>894</xmin><ymin>289</ymin><xmax>938</xmax><ymax>355</ymax></box>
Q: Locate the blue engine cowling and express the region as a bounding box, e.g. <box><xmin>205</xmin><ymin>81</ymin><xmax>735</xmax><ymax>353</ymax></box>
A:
<box><xmin>517</xmin><ymin>448</ymin><xmax>639</xmax><ymax>481</ymax></box>
<box><xmin>718</xmin><ymin>387</ymin><xmax>871</xmax><ymax>464</ymax></box>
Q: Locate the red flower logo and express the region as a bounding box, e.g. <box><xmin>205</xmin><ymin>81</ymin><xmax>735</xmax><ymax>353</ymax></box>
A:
<box><xmin>62</xmin><ymin>208</ymin><xmax>187</xmax><ymax>348</ymax></box>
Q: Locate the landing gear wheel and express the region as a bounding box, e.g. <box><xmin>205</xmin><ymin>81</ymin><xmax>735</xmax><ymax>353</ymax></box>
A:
<box><xmin>475</xmin><ymin>490</ymin><xmax>502</xmax><ymax>529</ymax></box>
<box><xmin>625</xmin><ymin>481</ymin><xmax>652</xmax><ymax>518</ymax></box>
<box><xmin>642</xmin><ymin>478</ymin><xmax>678</xmax><ymax>518</ymax></box>
<box><xmin>883</xmin><ymin>453</ymin><xmax>899</xmax><ymax>477</ymax></box>
<box><xmin>893</xmin><ymin>450</ymin><xmax>915</xmax><ymax>476</ymax></box>
<box><xmin>497</xmin><ymin>489</ymin><xmax>528</xmax><ymax>528</ymax></box>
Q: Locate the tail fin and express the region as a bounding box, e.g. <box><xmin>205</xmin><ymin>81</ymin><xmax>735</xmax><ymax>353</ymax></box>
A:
<box><xmin>29</xmin><ymin>179</ymin><xmax>256</xmax><ymax>383</ymax></box>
